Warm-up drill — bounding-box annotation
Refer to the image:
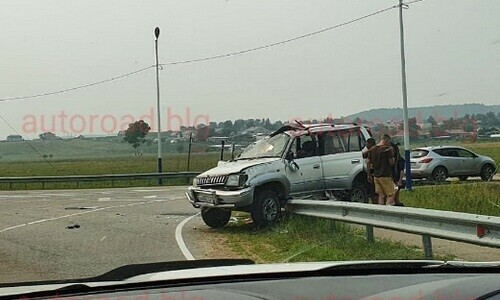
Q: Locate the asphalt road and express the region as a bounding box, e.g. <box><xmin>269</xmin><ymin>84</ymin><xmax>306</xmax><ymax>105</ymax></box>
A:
<box><xmin>0</xmin><ymin>187</ymin><xmax>198</xmax><ymax>283</ymax></box>
<box><xmin>1</xmin><ymin>184</ymin><xmax>498</xmax><ymax>284</ymax></box>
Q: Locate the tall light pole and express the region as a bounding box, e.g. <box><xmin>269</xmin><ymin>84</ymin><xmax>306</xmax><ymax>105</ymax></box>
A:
<box><xmin>154</xmin><ymin>27</ymin><xmax>163</xmax><ymax>185</ymax></box>
<box><xmin>398</xmin><ymin>1</ymin><xmax>412</xmax><ymax>190</ymax></box>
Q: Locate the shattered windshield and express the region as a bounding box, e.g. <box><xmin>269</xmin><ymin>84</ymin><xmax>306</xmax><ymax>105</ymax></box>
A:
<box><xmin>237</xmin><ymin>133</ymin><xmax>290</xmax><ymax>160</ymax></box>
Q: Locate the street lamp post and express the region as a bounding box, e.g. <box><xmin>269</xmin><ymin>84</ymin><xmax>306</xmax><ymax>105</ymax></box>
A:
<box><xmin>154</xmin><ymin>27</ymin><xmax>163</xmax><ymax>185</ymax></box>
<box><xmin>398</xmin><ymin>1</ymin><xmax>412</xmax><ymax>190</ymax></box>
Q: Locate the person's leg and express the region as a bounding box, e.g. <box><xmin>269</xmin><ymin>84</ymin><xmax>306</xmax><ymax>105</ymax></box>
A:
<box><xmin>380</xmin><ymin>177</ymin><xmax>396</xmax><ymax>205</ymax></box>
<box><xmin>374</xmin><ymin>178</ymin><xmax>386</xmax><ymax>205</ymax></box>
<box><xmin>378</xmin><ymin>193</ymin><xmax>386</xmax><ymax>205</ymax></box>
<box><xmin>394</xmin><ymin>186</ymin><xmax>400</xmax><ymax>204</ymax></box>
<box><xmin>386</xmin><ymin>194</ymin><xmax>396</xmax><ymax>206</ymax></box>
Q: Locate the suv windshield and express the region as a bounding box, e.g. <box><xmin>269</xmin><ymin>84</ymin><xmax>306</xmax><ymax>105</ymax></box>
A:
<box><xmin>237</xmin><ymin>133</ymin><xmax>289</xmax><ymax>160</ymax></box>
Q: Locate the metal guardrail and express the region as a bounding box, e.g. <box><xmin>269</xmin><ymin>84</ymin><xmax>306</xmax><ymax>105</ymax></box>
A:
<box><xmin>286</xmin><ymin>200</ymin><xmax>500</xmax><ymax>259</ymax></box>
<box><xmin>0</xmin><ymin>172</ymin><xmax>200</xmax><ymax>189</ymax></box>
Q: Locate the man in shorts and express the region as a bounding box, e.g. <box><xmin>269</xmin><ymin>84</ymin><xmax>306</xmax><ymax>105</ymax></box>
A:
<box><xmin>367</xmin><ymin>134</ymin><xmax>396</xmax><ymax>205</ymax></box>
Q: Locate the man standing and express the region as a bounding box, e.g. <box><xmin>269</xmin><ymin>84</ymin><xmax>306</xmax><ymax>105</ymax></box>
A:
<box><xmin>363</xmin><ymin>138</ymin><xmax>376</xmax><ymax>203</ymax></box>
<box><xmin>391</xmin><ymin>142</ymin><xmax>405</xmax><ymax>206</ymax></box>
<box><xmin>367</xmin><ymin>134</ymin><xmax>396</xmax><ymax>205</ymax></box>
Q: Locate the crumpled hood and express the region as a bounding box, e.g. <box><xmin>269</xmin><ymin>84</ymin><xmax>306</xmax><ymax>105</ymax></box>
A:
<box><xmin>198</xmin><ymin>157</ymin><xmax>281</xmax><ymax>177</ymax></box>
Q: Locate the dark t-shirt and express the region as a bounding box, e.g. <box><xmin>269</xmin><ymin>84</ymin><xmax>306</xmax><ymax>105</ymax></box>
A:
<box><xmin>368</xmin><ymin>145</ymin><xmax>393</xmax><ymax>178</ymax></box>
<box><xmin>393</xmin><ymin>157</ymin><xmax>405</xmax><ymax>181</ymax></box>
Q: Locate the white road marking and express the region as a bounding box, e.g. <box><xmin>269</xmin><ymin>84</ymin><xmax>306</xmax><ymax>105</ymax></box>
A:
<box><xmin>100</xmin><ymin>236</ymin><xmax>107</xmax><ymax>242</ymax></box>
<box><xmin>0</xmin><ymin>202</ymin><xmax>147</xmax><ymax>234</ymax></box>
<box><xmin>98</xmin><ymin>197</ymin><xmax>111</xmax><ymax>201</ymax></box>
<box><xmin>175</xmin><ymin>213</ymin><xmax>199</xmax><ymax>261</ymax></box>
<box><xmin>39</xmin><ymin>193</ymin><xmax>76</xmax><ymax>197</ymax></box>
<box><xmin>143</xmin><ymin>195</ymin><xmax>157</xmax><ymax>199</ymax></box>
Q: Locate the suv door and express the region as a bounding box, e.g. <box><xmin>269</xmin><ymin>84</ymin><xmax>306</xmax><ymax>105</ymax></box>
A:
<box><xmin>456</xmin><ymin>148</ymin><xmax>480</xmax><ymax>175</ymax></box>
<box><xmin>434</xmin><ymin>148</ymin><xmax>462</xmax><ymax>176</ymax></box>
<box><xmin>319</xmin><ymin>128</ymin><xmax>364</xmax><ymax>190</ymax></box>
<box><xmin>285</xmin><ymin>134</ymin><xmax>325</xmax><ymax>195</ymax></box>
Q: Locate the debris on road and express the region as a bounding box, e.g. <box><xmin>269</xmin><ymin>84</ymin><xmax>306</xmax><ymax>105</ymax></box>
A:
<box><xmin>66</xmin><ymin>224</ymin><xmax>81</xmax><ymax>229</ymax></box>
<box><xmin>65</xmin><ymin>206</ymin><xmax>99</xmax><ymax>210</ymax></box>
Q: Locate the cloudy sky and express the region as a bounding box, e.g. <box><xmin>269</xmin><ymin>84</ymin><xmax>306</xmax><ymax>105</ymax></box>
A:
<box><xmin>1</xmin><ymin>0</ymin><xmax>499</xmax><ymax>138</ymax></box>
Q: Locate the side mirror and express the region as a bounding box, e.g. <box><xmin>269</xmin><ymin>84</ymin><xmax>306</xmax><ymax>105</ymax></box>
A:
<box><xmin>288</xmin><ymin>160</ymin><xmax>300</xmax><ymax>172</ymax></box>
<box><xmin>285</xmin><ymin>151</ymin><xmax>295</xmax><ymax>161</ymax></box>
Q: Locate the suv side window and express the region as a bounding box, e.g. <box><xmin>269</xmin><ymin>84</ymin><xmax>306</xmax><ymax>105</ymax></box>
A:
<box><xmin>292</xmin><ymin>134</ymin><xmax>318</xmax><ymax>159</ymax></box>
<box><xmin>337</xmin><ymin>128</ymin><xmax>362</xmax><ymax>152</ymax></box>
<box><xmin>321</xmin><ymin>131</ymin><xmax>345</xmax><ymax>155</ymax></box>
<box><xmin>436</xmin><ymin>148</ymin><xmax>459</xmax><ymax>157</ymax></box>
<box><xmin>347</xmin><ymin>129</ymin><xmax>362</xmax><ymax>152</ymax></box>
<box><xmin>457</xmin><ymin>149</ymin><xmax>475</xmax><ymax>158</ymax></box>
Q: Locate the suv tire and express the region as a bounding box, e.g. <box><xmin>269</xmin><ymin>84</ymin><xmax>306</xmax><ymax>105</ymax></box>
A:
<box><xmin>201</xmin><ymin>208</ymin><xmax>231</xmax><ymax>228</ymax></box>
<box><xmin>350</xmin><ymin>182</ymin><xmax>368</xmax><ymax>203</ymax></box>
<box><xmin>251</xmin><ymin>189</ymin><xmax>280</xmax><ymax>227</ymax></box>
<box><xmin>431</xmin><ymin>166</ymin><xmax>448</xmax><ymax>182</ymax></box>
<box><xmin>480</xmin><ymin>164</ymin><xmax>495</xmax><ymax>181</ymax></box>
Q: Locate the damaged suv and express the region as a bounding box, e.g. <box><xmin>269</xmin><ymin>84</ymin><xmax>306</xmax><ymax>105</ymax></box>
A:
<box><xmin>186</xmin><ymin>123</ymin><xmax>372</xmax><ymax>228</ymax></box>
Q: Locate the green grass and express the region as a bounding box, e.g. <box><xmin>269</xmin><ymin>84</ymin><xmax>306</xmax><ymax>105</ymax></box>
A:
<box><xmin>400</xmin><ymin>183</ymin><xmax>500</xmax><ymax>216</ymax></box>
<box><xmin>0</xmin><ymin>153</ymin><xmax>221</xmax><ymax>177</ymax></box>
<box><xmin>221</xmin><ymin>214</ymin><xmax>453</xmax><ymax>263</ymax></box>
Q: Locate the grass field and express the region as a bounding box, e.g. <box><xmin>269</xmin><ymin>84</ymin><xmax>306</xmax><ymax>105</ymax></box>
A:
<box><xmin>0</xmin><ymin>139</ymin><xmax>497</xmax><ymax>176</ymax></box>
<box><xmin>220</xmin><ymin>214</ymin><xmax>453</xmax><ymax>263</ymax></box>
<box><xmin>400</xmin><ymin>183</ymin><xmax>500</xmax><ymax>216</ymax></box>
<box><xmin>0</xmin><ymin>153</ymin><xmax>221</xmax><ymax>177</ymax></box>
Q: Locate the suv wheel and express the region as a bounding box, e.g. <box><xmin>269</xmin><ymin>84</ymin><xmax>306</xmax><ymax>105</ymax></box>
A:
<box><xmin>251</xmin><ymin>189</ymin><xmax>280</xmax><ymax>227</ymax></box>
<box><xmin>201</xmin><ymin>208</ymin><xmax>231</xmax><ymax>228</ymax></box>
<box><xmin>350</xmin><ymin>183</ymin><xmax>368</xmax><ymax>203</ymax></box>
<box><xmin>431</xmin><ymin>166</ymin><xmax>448</xmax><ymax>182</ymax></box>
<box><xmin>480</xmin><ymin>164</ymin><xmax>495</xmax><ymax>181</ymax></box>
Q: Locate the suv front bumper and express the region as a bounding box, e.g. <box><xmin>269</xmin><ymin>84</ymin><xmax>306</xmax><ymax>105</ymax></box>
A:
<box><xmin>186</xmin><ymin>186</ymin><xmax>253</xmax><ymax>209</ymax></box>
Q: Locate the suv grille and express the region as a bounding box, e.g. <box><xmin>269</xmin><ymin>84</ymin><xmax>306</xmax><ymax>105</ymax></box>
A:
<box><xmin>196</xmin><ymin>175</ymin><xmax>227</xmax><ymax>186</ymax></box>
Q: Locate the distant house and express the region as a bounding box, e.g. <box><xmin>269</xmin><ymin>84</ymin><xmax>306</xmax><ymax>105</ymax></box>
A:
<box><xmin>117</xmin><ymin>130</ymin><xmax>126</xmax><ymax>137</ymax></box>
<box><xmin>39</xmin><ymin>132</ymin><xmax>57</xmax><ymax>140</ymax></box>
<box><xmin>6</xmin><ymin>134</ymin><xmax>23</xmax><ymax>142</ymax></box>
<box><xmin>447</xmin><ymin>129</ymin><xmax>470</xmax><ymax>139</ymax></box>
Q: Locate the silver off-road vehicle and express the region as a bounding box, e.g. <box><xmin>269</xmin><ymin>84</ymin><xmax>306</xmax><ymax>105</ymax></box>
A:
<box><xmin>186</xmin><ymin>123</ymin><xmax>373</xmax><ymax>228</ymax></box>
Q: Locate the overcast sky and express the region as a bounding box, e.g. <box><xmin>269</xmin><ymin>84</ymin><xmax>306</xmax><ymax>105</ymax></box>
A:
<box><xmin>1</xmin><ymin>0</ymin><xmax>499</xmax><ymax>138</ymax></box>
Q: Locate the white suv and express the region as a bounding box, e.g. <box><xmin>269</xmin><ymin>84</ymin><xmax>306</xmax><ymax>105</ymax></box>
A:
<box><xmin>186</xmin><ymin>123</ymin><xmax>373</xmax><ymax>228</ymax></box>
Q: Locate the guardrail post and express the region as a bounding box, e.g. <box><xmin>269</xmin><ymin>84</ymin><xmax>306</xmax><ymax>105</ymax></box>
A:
<box><xmin>422</xmin><ymin>234</ymin><xmax>433</xmax><ymax>259</ymax></box>
<box><xmin>366</xmin><ymin>225</ymin><xmax>374</xmax><ymax>243</ymax></box>
<box><xmin>42</xmin><ymin>182</ymin><xmax>45</xmax><ymax>189</ymax></box>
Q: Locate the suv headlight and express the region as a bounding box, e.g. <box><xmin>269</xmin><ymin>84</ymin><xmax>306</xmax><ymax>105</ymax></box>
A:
<box><xmin>225</xmin><ymin>174</ymin><xmax>248</xmax><ymax>187</ymax></box>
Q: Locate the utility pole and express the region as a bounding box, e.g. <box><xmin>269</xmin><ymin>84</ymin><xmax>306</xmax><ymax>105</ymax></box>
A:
<box><xmin>398</xmin><ymin>0</ymin><xmax>412</xmax><ymax>190</ymax></box>
<box><xmin>154</xmin><ymin>27</ymin><xmax>163</xmax><ymax>185</ymax></box>
<box><xmin>187</xmin><ymin>132</ymin><xmax>193</xmax><ymax>171</ymax></box>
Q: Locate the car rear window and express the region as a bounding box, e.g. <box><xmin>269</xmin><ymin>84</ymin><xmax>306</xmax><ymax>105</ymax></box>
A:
<box><xmin>410</xmin><ymin>149</ymin><xmax>429</xmax><ymax>158</ymax></box>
